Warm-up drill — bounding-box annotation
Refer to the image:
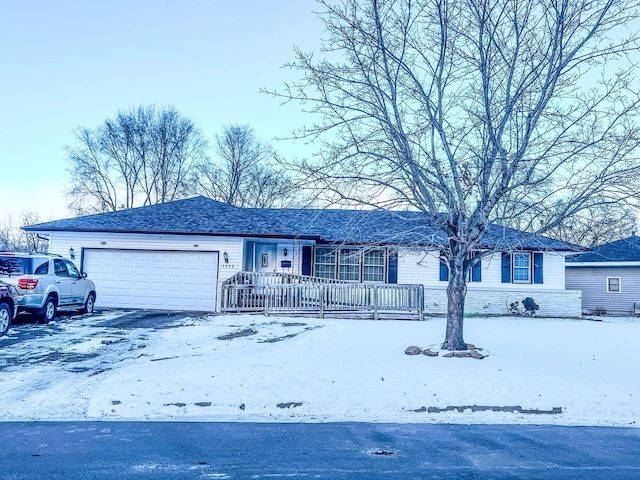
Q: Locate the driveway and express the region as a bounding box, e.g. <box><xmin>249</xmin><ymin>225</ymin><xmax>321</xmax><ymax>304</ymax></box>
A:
<box><xmin>0</xmin><ymin>309</ymin><xmax>208</xmax><ymax>372</ymax></box>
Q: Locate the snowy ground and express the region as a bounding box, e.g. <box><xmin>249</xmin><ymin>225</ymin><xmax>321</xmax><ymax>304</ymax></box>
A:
<box><xmin>0</xmin><ymin>311</ymin><xmax>638</xmax><ymax>427</ymax></box>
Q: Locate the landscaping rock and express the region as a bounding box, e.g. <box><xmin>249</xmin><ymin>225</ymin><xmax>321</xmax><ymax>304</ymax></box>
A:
<box><xmin>469</xmin><ymin>350</ymin><xmax>487</xmax><ymax>359</ymax></box>
<box><xmin>422</xmin><ymin>348</ymin><xmax>439</xmax><ymax>357</ymax></box>
<box><xmin>404</xmin><ymin>346</ymin><xmax>423</xmax><ymax>355</ymax></box>
<box><xmin>442</xmin><ymin>347</ymin><xmax>489</xmax><ymax>359</ymax></box>
<box><xmin>443</xmin><ymin>351</ymin><xmax>471</xmax><ymax>358</ymax></box>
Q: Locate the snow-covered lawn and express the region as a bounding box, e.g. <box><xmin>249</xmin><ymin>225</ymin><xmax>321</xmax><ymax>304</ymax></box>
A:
<box><xmin>0</xmin><ymin>312</ymin><xmax>638</xmax><ymax>427</ymax></box>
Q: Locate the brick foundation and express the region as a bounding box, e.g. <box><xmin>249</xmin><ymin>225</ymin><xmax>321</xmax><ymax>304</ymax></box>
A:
<box><xmin>423</xmin><ymin>288</ymin><xmax>582</xmax><ymax>317</ymax></box>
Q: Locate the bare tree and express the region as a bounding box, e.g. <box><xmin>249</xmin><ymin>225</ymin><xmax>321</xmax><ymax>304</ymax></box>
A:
<box><xmin>192</xmin><ymin>124</ymin><xmax>299</xmax><ymax>208</ymax></box>
<box><xmin>523</xmin><ymin>204</ymin><xmax>638</xmax><ymax>248</ymax></box>
<box><xmin>269</xmin><ymin>0</ymin><xmax>640</xmax><ymax>349</ymax></box>
<box><xmin>0</xmin><ymin>212</ymin><xmax>49</xmax><ymax>253</ymax></box>
<box><xmin>67</xmin><ymin>105</ymin><xmax>207</xmax><ymax>214</ymax></box>
<box><xmin>0</xmin><ymin>216</ymin><xmax>12</xmax><ymax>251</ymax></box>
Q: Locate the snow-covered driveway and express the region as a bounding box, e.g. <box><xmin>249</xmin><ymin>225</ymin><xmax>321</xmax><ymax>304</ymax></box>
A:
<box><xmin>0</xmin><ymin>310</ymin><xmax>638</xmax><ymax>427</ymax></box>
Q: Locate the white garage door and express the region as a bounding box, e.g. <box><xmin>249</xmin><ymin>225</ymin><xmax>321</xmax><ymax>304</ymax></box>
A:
<box><xmin>83</xmin><ymin>249</ymin><xmax>219</xmax><ymax>311</ymax></box>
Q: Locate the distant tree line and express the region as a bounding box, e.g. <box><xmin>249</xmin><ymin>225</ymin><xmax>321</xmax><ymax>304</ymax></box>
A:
<box><xmin>66</xmin><ymin>105</ymin><xmax>300</xmax><ymax>215</ymax></box>
<box><xmin>0</xmin><ymin>212</ymin><xmax>48</xmax><ymax>253</ymax></box>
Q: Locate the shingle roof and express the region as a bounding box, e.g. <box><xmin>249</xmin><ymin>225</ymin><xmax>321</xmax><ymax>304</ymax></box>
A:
<box><xmin>567</xmin><ymin>235</ymin><xmax>640</xmax><ymax>262</ymax></box>
<box><xmin>24</xmin><ymin>196</ymin><xmax>577</xmax><ymax>251</ymax></box>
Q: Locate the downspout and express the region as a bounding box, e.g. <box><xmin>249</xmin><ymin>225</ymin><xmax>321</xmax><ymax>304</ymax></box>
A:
<box><xmin>252</xmin><ymin>242</ymin><xmax>256</xmax><ymax>272</ymax></box>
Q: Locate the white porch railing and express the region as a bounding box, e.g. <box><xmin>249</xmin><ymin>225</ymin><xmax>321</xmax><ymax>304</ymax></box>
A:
<box><xmin>221</xmin><ymin>272</ymin><xmax>424</xmax><ymax>320</ymax></box>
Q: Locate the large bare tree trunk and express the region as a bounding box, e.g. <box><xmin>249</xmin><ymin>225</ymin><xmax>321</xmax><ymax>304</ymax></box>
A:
<box><xmin>443</xmin><ymin>254</ymin><xmax>467</xmax><ymax>350</ymax></box>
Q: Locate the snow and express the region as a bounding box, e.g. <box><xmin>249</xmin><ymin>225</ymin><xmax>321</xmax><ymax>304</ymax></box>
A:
<box><xmin>0</xmin><ymin>312</ymin><xmax>638</xmax><ymax>427</ymax></box>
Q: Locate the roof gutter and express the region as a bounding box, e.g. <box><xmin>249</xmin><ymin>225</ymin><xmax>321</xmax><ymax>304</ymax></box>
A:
<box><xmin>566</xmin><ymin>261</ymin><xmax>640</xmax><ymax>267</ymax></box>
<box><xmin>22</xmin><ymin>227</ymin><xmax>324</xmax><ymax>242</ymax></box>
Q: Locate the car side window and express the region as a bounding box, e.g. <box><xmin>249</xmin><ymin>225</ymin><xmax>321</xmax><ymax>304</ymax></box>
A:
<box><xmin>34</xmin><ymin>260</ymin><xmax>49</xmax><ymax>275</ymax></box>
<box><xmin>65</xmin><ymin>261</ymin><xmax>80</xmax><ymax>278</ymax></box>
<box><xmin>54</xmin><ymin>259</ymin><xmax>69</xmax><ymax>277</ymax></box>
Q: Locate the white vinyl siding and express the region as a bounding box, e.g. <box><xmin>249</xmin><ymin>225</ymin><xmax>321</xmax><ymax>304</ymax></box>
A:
<box><xmin>397</xmin><ymin>249</ymin><xmax>578</xmax><ymax>316</ymax></box>
<box><xmin>398</xmin><ymin>249</ymin><xmax>567</xmax><ymax>290</ymax></box>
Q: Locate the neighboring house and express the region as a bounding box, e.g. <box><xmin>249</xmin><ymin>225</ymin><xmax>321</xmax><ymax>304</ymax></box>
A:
<box><xmin>24</xmin><ymin>196</ymin><xmax>581</xmax><ymax>316</ymax></box>
<box><xmin>566</xmin><ymin>235</ymin><xmax>640</xmax><ymax>315</ymax></box>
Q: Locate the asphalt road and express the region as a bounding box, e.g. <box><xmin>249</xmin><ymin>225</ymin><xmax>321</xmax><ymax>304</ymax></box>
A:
<box><xmin>1</xmin><ymin>422</ymin><xmax>639</xmax><ymax>479</ymax></box>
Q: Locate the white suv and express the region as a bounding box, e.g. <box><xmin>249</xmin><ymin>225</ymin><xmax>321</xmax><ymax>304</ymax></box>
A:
<box><xmin>0</xmin><ymin>253</ymin><xmax>97</xmax><ymax>323</ymax></box>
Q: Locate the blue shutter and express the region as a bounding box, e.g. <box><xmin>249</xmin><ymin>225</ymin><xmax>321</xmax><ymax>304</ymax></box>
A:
<box><xmin>387</xmin><ymin>251</ymin><xmax>398</xmax><ymax>284</ymax></box>
<box><xmin>501</xmin><ymin>252</ymin><xmax>511</xmax><ymax>283</ymax></box>
<box><xmin>301</xmin><ymin>246</ymin><xmax>312</xmax><ymax>276</ymax></box>
<box><xmin>471</xmin><ymin>257</ymin><xmax>482</xmax><ymax>282</ymax></box>
<box><xmin>533</xmin><ymin>252</ymin><xmax>544</xmax><ymax>284</ymax></box>
<box><xmin>439</xmin><ymin>255</ymin><xmax>449</xmax><ymax>281</ymax></box>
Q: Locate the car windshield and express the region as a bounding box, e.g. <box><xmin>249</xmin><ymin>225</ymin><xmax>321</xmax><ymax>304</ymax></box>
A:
<box><xmin>0</xmin><ymin>256</ymin><xmax>30</xmax><ymax>276</ymax></box>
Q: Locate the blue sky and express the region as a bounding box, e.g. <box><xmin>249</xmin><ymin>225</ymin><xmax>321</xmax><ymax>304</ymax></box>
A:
<box><xmin>0</xmin><ymin>0</ymin><xmax>325</xmax><ymax>220</ymax></box>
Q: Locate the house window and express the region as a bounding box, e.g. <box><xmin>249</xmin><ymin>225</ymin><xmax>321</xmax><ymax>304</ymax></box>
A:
<box><xmin>501</xmin><ymin>252</ymin><xmax>544</xmax><ymax>284</ymax></box>
<box><xmin>313</xmin><ymin>247</ymin><xmax>388</xmax><ymax>282</ymax></box>
<box><xmin>314</xmin><ymin>247</ymin><xmax>336</xmax><ymax>279</ymax></box>
<box><xmin>607</xmin><ymin>277</ymin><xmax>621</xmax><ymax>293</ymax></box>
<box><xmin>338</xmin><ymin>248</ymin><xmax>360</xmax><ymax>281</ymax></box>
<box><xmin>512</xmin><ymin>253</ymin><xmax>531</xmax><ymax>283</ymax></box>
<box><xmin>363</xmin><ymin>250</ymin><xmax>385</xmax><ymax>282</ymax></box>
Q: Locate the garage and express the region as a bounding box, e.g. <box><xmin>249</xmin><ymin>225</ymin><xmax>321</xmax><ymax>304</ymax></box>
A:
<box><xmin>82</xmin><ymin>249</ymin><xmax>219</xmax><ymax>311</ymax></box>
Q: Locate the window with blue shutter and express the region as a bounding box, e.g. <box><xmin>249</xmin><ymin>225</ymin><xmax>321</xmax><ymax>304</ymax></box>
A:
<box><xmin>501</xmin><ymin>252</ymin><xmax>511</xmax><ymax>283</ymax></box>
<box><xmin>439</xmin><ymin>254</ymin><xmax>449</xmax><ymax>281</ymax></box>
<box><xmin>440</xmin><ymin>252</ymin><xmax>482</xmax><ymax>282</ymax></box>
<box><xmin>533</xmin><ymin>252</ymin><xmax>543</xmax><ymax>284</ymax></box>
<box><xmin>501</xmin><ymin>251</ymin><xmax>542</xmax><ymax>283</ymax></box>
<box><xmin>387</xmin><ymin>250</ymin><xmax>398</xmax><ymax>284</ymax></box>
<box><xmin>301</xmin><ymin>246</ymin><xmax>312</xmax><ymax>276</ymax></box>
<box><xmin>471</xmin><ymin>256</ymin><xmax>482</xmax><ymax>282</ymax></box>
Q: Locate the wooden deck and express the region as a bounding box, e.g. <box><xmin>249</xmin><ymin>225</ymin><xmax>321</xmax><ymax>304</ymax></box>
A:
<box><xmin>221</xmin><ymin>272</ymin><xmax>424</xmax><ymax>320</ymax></box>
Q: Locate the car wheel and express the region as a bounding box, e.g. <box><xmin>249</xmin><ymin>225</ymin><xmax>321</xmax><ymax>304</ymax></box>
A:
<box><xmin>38</xmin><ymin>296</ymin><xmax>57</xmax><ymax>324</ymax></box>
<box><xmin>82</xmin><ymin>293</ymin><xmax>96</xmax><ymax>314</ymax></box>
<box><xmin>0</xmin><ymin>302</ymin><xmax>11</xmax><ymax>336</ymax></box>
